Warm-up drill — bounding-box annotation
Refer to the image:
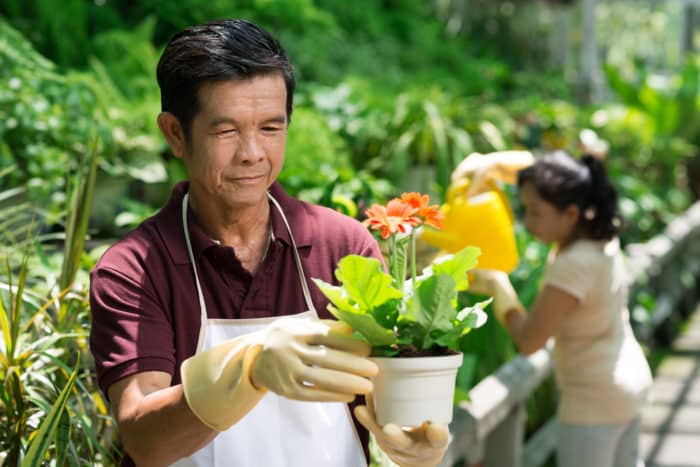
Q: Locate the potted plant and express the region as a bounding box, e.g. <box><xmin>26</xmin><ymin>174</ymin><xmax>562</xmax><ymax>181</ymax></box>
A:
<box><xmin>312</xmin><ymin>193</ymin><xmax>489</xmax><ymax>427</ymax></box>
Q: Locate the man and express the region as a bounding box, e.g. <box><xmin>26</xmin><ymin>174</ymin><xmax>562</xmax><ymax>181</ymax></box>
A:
<box><xmin>90</xmin><ymin>18</ymin><xmax>449</xmax><ymax>466</ymax></box>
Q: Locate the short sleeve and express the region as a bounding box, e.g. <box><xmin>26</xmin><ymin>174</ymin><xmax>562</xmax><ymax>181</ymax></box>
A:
<box><xmin>543</xmin><ymin>249</ymin><xmax>595</xmax><ymax>301</ymax></box>
<box><xmin>89</xmin><ymin>266</ymin><xmax>176</xmax><ymax>398</ymax></box>
<box><xmin>355</xmin><ymin>227</ymin><xmax>385</xmax><ymax>265</ymax></box>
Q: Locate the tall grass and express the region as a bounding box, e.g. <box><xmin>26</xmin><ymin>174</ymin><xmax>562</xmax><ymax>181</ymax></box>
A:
<box><xmin>0</xmin><ymin>139</ymin><xmax>118</xmax><ymax>465</ymax></box>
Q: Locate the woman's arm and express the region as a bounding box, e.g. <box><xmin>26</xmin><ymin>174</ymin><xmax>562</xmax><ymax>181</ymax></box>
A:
<box><xmin>470</xmin><ymin>271</ymin><xmax>578</xmax><ymax>355</ymax></box>
<box><xmin>502</xmin><ymin>285</ymin><xmax>578</xmax><ymax>355</ymax></box>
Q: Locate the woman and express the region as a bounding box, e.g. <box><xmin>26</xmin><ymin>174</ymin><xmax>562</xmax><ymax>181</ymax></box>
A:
<box><xmin>470</xmin><ymin>150</ymin><xmax>652</xmax><ymax>467</ymax></box>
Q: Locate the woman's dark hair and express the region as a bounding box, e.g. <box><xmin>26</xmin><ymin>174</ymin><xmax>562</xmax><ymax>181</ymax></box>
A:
<box><xmin>517</xmin><ymin>150</ymin><xmax>622</xmax><ymax>240</ymax></box>
<box><xmin>156</xmin><ymin>18</ymin><xmax>295</xmax><ymax>140</ymax></box>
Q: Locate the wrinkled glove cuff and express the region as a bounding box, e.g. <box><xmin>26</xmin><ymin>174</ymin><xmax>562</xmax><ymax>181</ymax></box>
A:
<box><xmin>181</xmin><ymin>339</ymin><xmax>267</xmax><ymax>432</ymax></box>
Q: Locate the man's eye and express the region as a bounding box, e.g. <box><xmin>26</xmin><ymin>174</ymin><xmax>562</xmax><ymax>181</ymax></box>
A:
<box><xmin>262</xmin><ymin>126</ymin><xmax>283</xmax><ymax>132</ymax></box>
<box><xmin>216</xmin><ymin>128</ymin><xmax>237</xmax><ymax>135</ymax></box>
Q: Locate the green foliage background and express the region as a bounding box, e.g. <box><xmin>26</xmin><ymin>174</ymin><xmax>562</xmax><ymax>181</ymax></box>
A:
<box><xmin>0</xmin><ymin>1</ymin><xmax>698</xmax><ymax>465</ymax></box>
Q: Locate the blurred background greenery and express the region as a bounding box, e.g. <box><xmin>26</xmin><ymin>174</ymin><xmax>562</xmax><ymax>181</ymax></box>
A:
<box><xmin>1</xmin><ymin>0</ymin><xmax>699</xmax><ymax>464</ymax></box>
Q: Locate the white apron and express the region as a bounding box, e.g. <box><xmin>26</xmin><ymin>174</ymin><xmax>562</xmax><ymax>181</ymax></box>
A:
<box><xmin>171</xmin><ymin>192</ymin><xmax>366</xmax><ymax>467</ymax></box>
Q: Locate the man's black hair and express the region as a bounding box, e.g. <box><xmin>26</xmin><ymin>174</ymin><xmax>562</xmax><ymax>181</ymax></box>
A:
<box><xmin>157</xmin><ymin>18</ymin><xmax>295</xmax><ymax>139</ymax></box>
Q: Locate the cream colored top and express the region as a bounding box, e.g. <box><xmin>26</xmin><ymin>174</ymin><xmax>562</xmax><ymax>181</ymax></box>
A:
<box><xmin>544</xmin><ymin>239</ymin><xmax>652</xmax><ymax>425</ymax></box>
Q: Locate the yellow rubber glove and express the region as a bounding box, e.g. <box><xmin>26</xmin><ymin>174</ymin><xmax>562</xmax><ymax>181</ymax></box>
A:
<box><xmin>355</xmin><ymin>395</ymin><xmax>449</xmax><ymax>467</ymax></box>
<box><xmin>181</xmin><ymin>317</ymin><xmax>378</xmax><ymax>432</ymax></box>
<box><xmin>181</xmin><ymin>333</ymin><xmax>266</xmax><ymax>431</ymax></box>
<box><xmin>249</xmin><ymin>318</ymin><xmax>378</xmax><ymax>401</ymax></box>
<box><xmin>451</xmin><ymin>150</ymin><xmax>534</xmax><ymax>197</ymax></box>
<box><xmin>469</xmin><ymin>269</ymin><xmax>524</xmax><ymax>323</ymax></box>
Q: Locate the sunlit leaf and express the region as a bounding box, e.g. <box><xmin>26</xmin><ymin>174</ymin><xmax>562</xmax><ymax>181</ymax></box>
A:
<box><xmin>22</xmin><ymin>356</ymin><xmax>79</xmax><ymax>467</ymax></box>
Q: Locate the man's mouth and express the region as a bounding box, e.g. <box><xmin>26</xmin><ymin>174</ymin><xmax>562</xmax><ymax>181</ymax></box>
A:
<box><xmin>230</xmin><ymin>175</ymin><xmax>265</xmax><ymax>183</ymax></box>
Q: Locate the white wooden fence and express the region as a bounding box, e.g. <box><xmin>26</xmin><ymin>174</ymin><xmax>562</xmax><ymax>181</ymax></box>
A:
<box><xmin>440</xmin><ymin>199</ymin><xmax>700</xmax><ymax>467</ymax></box>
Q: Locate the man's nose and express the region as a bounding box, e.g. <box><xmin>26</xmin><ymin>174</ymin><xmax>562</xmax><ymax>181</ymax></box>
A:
<box><xmin>236</xmin><ymin>133</ymin><xmax>265</xmax><ymax>163</ymax></box>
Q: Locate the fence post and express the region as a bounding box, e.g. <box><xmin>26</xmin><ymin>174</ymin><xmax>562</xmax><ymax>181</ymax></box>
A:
<box><xmin>580</xmin><ymin>0</ymin><xmax>601</xmax><ymax>102</ymax></box>
<box><xmin>682</xmin><ymin>0</ymin><xmax>696</xmax><ymax>57</ymax></box>
<box><xmin>483</xmin><ymin>402</ymin><xmax>526</xmax><ymax>467</ymax></box>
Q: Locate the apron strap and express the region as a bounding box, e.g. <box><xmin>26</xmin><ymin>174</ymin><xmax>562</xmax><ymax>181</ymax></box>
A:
<box><xmin>267</xmin><ymin>192</ymin><xmax>317</xmax><ymax>315</ymax></box>
<box><xmin>182</xmin><ymin>193</ymin><xmax>209</xmax><ymax>351</ymax></box>
<box><xmin>182</xmin><ymin>191</ymin><xmax>319</xmax><ymax>351</ymax></box>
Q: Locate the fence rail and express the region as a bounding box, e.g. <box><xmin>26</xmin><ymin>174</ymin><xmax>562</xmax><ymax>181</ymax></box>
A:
<box><xmin>441</xmin><ymin>200</ymin><xmax>700</xmax><ymax>467</ymax></box>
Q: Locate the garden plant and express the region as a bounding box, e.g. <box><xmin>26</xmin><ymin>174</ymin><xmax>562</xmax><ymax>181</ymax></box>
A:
<box><xmin>313</xmin><ymin>192</ymin><xmax>489</xmax><ymax>426</ymax></box>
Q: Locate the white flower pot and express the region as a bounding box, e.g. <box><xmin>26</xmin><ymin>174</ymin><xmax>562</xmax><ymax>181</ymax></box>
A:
<box><xmin>370</xmin><ymin>353</ymin><xmax>463</xmax><ymax>427</ymax></box>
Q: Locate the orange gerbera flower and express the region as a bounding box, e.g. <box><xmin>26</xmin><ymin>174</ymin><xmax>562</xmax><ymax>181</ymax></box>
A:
<box><xmin>399</xmin><ymin>192</ymin><xmax>429</xmax><ymax>210</ymax></box>
<box><xmin>420</xmin><ymin>205</ymin><xmax>444</xmax><ymax>229</ymax></box>
<box><xmin>400</xmin><ymin>192</ymin><xmax>444</xmax><ymax>230</ymax></box>
<box><xmin>364</xmin><ymin>198</ymin><xmax>420</xmax><ymax>239</ymax></box>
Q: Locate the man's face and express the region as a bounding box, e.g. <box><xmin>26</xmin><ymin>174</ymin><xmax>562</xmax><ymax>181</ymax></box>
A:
<box><xmin>181</xmin><ymin>73</ymin><xmax>288</xmax><ymax>210</ymax></box>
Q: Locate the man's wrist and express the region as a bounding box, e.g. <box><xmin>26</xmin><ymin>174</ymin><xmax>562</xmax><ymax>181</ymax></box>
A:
<box><xmin>244</xmin><ymin>344</ymin><xmax>267</xmax><ymax>393</ymax></box>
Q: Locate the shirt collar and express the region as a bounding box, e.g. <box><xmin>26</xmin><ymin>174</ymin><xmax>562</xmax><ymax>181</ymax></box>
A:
<box><xmin>267</xmin><ymin>182</ymin><xmax>313</xmax><ymax>249</ymax></box>
<box><xmin>155</xmin><ymin>181</ymin><xmax>313</xmax><ymax>266</ymax></box>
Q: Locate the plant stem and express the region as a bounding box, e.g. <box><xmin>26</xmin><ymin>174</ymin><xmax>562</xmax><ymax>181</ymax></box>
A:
<box><xmin>389</xmin><ymin>234</ymin><xmax>398</xmax><ymax>287</ymax></box>
<box><xmin>410</xmin><ymin>229</ymin><xmax>417</xmax><ymax>289</ymax></box>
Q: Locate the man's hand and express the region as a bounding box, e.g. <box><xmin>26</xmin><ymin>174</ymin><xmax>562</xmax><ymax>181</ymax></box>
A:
<box><xmin>250</xmin><ymin>318</ymin><xmax>378</xmax><ymax>402</ymax></box>
<box><xmin>354</xmin><ymin>395</ymin><xmax>449</xmax><ymax>467</ymax></box>
<box><xmin>181</xmin><ymin>317</ymin><xmax>378</xmax><ymax>432</ymax></box>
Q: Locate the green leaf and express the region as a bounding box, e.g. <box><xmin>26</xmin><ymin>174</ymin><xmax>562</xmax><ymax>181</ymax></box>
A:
<box><xmin>456</xmin><ymin>309</ymin><xmax>478</xmax><ymax>329</ymax></box>
<box><xmin>60</xmin><ymin>137</ymin><xmax>99</xmax><ymax>296</ymax></box>
<box><xmin>388</xmin><ymin>235</ymin><xmax>409</xmax><ymax>289</ymax></box>
<box><xmin>0</xmin><ymin>276</ymin><xmax>11</xmax><ymax>362</ymax></box>
<box><xmin>6</xmin><ymin>369</ymin><xmax>24</xmax><ymax>422</ymax></box>
<box><xmin>395</xmin><ymin>319</ymin><xmax>425</xmax><ymax>348</ymax></box>
<box><xmin>431</xmin><ymin>327</ymin><xmax>465</xmax><ymax>351</ymax></box>
<box><xmin>327</xmin><ymin>305</ymin><xmax>396</xmax><ymax>346</ymax></box>
<box><xmin>372</xmin><ymin>298</ymin><xmax>400</xmax><ymax>330</ymax></box>
<box><xmin>456</xmin><ymin>299</ymin><xmax>492</xmax><ymax>329</ymax></box>
<box><xmin>22</xmin><ymin>355</ymin><xmax>79</xmax><ymax>467</ymax></box>
<box><xmin>454</xmin><ymin>353</ymin><xmax>477</xmax><ymax>403</ymax></box>
<box><xmin>54</xmin><ymin>409</ymin><xmax>71</xmax><ymax>466</ymax></box>
<box><xmin>4</xmin><ymin>233</ymin><xmax>31</xmax><ymax>362</ymax></box>
<box><xmin>413</xmin><ymin>275</ymin><xmax>458</xmax><ymax>349</ymax></box>
<box><xmin>370</xmin><ymin>345</ymin><xmax>400</xmax><ymax>357</ymax></box>
<box><xmin>334</xmin><ymin>255</ymin><xmax>402</xmax><ymax>309</ymax></box>
<box><xmin>311</xmin><ymin>280</ymin><xmax>354</xmax><ymax>312</ymax></box>
<box><xmin>312</xmin><ymin>277</ymin><xmax>397</xmax><ymax>347</ymax></box>
<box><xmin>454</xmin><ymin>387</ymin><xmax>470</xmax><ymax>404</ymax></box>
<box><xmin>430</xmin><ymin>246</ymin><xmax>481</xmax><ymax>292</ymax></box>
<box><xmin>431</xmin><ymin>301</ymin><xmax>490</xmax><ymax>351</ymax></box>
<box><xmin>604</xmin><ymin>63</ymin><xmax>642</xmax><ymax>108</ymax></box>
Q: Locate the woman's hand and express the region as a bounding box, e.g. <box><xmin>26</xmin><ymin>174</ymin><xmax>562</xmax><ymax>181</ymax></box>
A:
<box><xmin>451</xmin><ymin>151</ymin><xmax>534</xmax><ymax>197</ymax></box>
<box><xmin>469</xmin><ymin>270</ymin><xmax>523</xmax><ymax>323</ymax></box>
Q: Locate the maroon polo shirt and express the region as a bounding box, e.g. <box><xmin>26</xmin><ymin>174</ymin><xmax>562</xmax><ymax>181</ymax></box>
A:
<box><xmin>89</xmin><ymin>180</ymin><xmax>382</xmax><ymax>466</ymax></box>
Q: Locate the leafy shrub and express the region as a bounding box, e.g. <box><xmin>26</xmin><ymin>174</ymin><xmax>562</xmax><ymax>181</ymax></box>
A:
<box><xmin>280</xmin><ymin>107</ymin><xmax>353</xmax><ymax>195</ymax></box>
<box><xmin>0</xmin><ymin>18</ymin><xmax>166</xmax><ymax>231</ymax></box>
<box><xmin>0</xmin><ymin>149</ymin><xmax>118</xmax><ymax>464</ymax></box>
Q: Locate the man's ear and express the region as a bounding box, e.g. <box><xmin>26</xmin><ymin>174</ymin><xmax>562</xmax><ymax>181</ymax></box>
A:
<box><xmin>157</xmin><ymin>112</ymin><xmax>187</xmax><ymax>159</ymax></box>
